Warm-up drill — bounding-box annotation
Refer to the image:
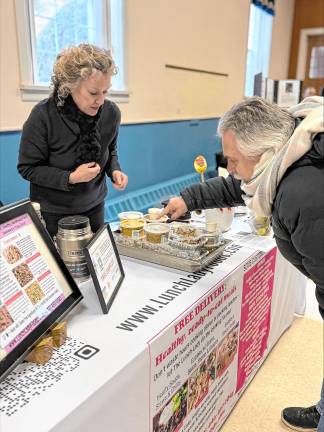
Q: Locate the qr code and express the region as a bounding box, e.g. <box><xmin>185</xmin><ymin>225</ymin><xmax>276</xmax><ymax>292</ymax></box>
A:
<box><xmin>0</xmin><ymin>337</ymin><xmax>99</xmax><ymax>417</ymax></box>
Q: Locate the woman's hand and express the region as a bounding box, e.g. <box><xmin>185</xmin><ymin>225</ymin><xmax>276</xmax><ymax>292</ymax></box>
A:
<box><xmin>112</xmin><ymin>170</ymin><xmax>128</xmax><ymax>190</ymax></box>
<box><xmin>69</xmin><ymin>162</ymin><xmax>101</xmax><ymax>184</ymax></box>
<box><xmin>160</xmin><ymin>197</ymin><xmax>188</xmax><ymax>220</ymax></box>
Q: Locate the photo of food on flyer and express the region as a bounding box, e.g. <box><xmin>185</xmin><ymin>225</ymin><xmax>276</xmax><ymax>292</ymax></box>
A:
<box><xmin>153</xmin><ymin>382</ymin><xmax>188</xmax><ymax>432</ymax></box>
<box><xmin>216</xmin><ymin>324</ymin><xmax>239</xmax><ymax>378</ymax></box>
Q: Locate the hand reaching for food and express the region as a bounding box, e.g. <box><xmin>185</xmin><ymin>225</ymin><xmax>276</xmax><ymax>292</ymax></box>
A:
<box><xmin>160</xmin><ymin>197</ymin><xmax>188</xmax><ymax>220</ymax></box>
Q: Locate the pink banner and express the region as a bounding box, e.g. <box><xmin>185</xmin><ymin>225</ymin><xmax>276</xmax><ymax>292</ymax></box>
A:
<box><xmin>236</xmin><ymin>248</ymin><xmax>277</xmax><ymax>393</ymax></box>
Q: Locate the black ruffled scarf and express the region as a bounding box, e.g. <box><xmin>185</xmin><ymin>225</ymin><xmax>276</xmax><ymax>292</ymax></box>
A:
<box><xmin>55</xmin><ymin>93</ymin><xmax>102</xmax><ymax>167</ymax></box>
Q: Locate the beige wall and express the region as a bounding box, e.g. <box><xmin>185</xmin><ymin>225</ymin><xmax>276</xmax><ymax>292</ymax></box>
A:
<box><xmin>0</xmin><ymin>1</ymin><xmax>37</xmax><ymax>131</ymax></box>
<box><xmin>269</xmin><ymin>0</ymin><xmax>295</xmax><ymax>79</ymax></box>
<box><xmin>120</xmin><ymin>0</ymin><xmax>250</xmax><ymax>123</ymax></box>
<box><xmin>0</xmin><ymin>0</ymin><xmax>294</xmax><ymax>131</ymax></box>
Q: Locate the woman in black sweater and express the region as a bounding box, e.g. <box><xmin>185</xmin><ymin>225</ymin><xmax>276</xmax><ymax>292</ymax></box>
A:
<box><xmin>18</xmin><ymin>43</ymin><xmax>128</xmax><ymax>237</ymax></box>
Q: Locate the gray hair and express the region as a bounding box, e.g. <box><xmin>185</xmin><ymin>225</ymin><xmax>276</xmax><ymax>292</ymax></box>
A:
<box><xmin>217</xmin><ymin>97</ymin><xmax>295</xmax><ymax>160</ymax></box>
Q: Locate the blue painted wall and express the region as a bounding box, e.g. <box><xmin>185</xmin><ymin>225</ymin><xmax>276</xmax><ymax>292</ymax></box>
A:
<box><xmin>0</xmin><ymin>118</ymin><xmax>220</xmax><ymax>206</ymax></box>
<box><xmin>0</xmin><ymin>132</ymin><xmax>29</xmax><ymax>205</ymax></box>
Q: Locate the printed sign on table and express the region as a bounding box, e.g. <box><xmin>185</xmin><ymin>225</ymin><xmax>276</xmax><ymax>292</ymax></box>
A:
<box><xmin>148</xmin><ymin>248</ymin><xmax>277</xmax><ymax>432</ymax></box>
<box><xmin>0</xmin><ymin>214</ymin><xmax>72</xmax><ymax>358</ymax></box>
<box><xmin>85</xmin><ymin>223</ymin><xmax>124</xmax><ymax>314</ymax></box>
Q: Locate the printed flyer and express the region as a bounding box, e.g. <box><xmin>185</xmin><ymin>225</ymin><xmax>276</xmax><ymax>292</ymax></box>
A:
<box><xmin>148</xmin><ymin>248</ymin><xmax>277</xmax><ymax>432</ymax></box>
<box><xmin>0</xmin><ymin>214</ymin><xmax>72</xmax><ymax>359</ymax></box>
<box><xmin>87</xmin><ymin>227</ymin><xmax>122</xmax><ymax>305</ymax></box>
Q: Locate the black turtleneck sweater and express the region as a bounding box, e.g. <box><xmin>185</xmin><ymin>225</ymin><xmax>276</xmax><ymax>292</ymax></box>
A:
<box><xmin>17</xmin><ymin>95</ymin><xmax>121</xmax><ymax>214</ymax></box>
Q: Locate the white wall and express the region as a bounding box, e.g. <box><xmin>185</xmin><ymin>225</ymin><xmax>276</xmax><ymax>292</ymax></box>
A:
<box><xmin>0</xmin><ymin>0</ymin><xmax>294</xmax><ymax>130</ymax></box>
<box><xmin>269</xmin><ymin>0</ymin><xmax>295</xmax><ymax>79</ymax></box>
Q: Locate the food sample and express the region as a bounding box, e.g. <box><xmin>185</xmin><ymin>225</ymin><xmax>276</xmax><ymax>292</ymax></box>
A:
<box><xmin>120</xmin><ymin>218</ymin><xmax>145</xmax><ymax>239</ymax></box>
<box><xmin>25</xmin><ymin>336</ymin><xmax>54</xmax><ymax>364</ymax></box>
<box><xmin>148</xmin><ymin>208</ymin><xmax>162</xmax><ymax>220</ymax></box>
<box><xmin>169</xmin><ymin>222</ymin><xmax>203</xmax><ymax>246</ymax></box>
<box><xmin>144</xmin><ymin>223</ymin><xmax>169</xmax><ymax>244</ymax></box>
<box><xmin>12</xmin><ymin>263</ymin><xmax>34</xmax><ymax>287</ymax></box>
<box><xmin>144</xmin><ymin>214</ymin><xmax>169</xmax><ymax>224</ymax></box>
<box><xmin>170</xmin><ymin>223</ymin><xmax>197</xmax><ymax>241</ymax></box>
<box><xmin>2</xmin><ymin>245</ymin><xmax>22</xmax><ymax>264</ymax></box>
<box><xmin>51</xmin><ymin>321</ymin><xmax>67</xmax><ymax>348</ymax></box>
<box><xmin>118</xmin><ymin>211</ymin><xmax>144</xmax><ymax>221</ymax></box>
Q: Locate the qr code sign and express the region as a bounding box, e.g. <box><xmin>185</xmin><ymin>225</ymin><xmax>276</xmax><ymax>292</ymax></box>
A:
<box><xmin>0</xmin><ymin>337</ymin><xmax>99</xmax><ymax>417</ymax></box>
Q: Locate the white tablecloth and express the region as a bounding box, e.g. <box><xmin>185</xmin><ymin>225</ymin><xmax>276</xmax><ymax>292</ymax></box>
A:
<box><xmin>0</xmin><ymin>217</ymin><xmax>306</xmax><ymax>432</ymax></box>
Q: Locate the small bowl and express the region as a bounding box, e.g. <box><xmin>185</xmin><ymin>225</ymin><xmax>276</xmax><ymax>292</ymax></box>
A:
<box><xmin>147</xmin><ymin>208</ymin><xmax>162</xmax><ymax>220</ymax></box>
<box><xmin>144</xmin><ymin>214</ymin><xmax>169</xmax><ymax>223</ymax></box>
<box><xmin>144</xmin><ymin>223</ymin><xmax>169</xmax><ymax>244</ymax></box>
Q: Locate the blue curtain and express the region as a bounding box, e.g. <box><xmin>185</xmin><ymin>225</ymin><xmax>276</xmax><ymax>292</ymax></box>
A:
<box><xmin>252</xmin><ymin>0</ymin><xmax>275</xmax><ymax>16</ymax></box>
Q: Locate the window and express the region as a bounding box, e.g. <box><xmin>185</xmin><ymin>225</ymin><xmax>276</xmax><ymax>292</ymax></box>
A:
<box><xmin>309</xmin><ymin>46</ymin><xmax>324</xmax><ymax>79</ymax></box>
<box><xmin>245</xmin><ymin>3</ymin><xmax>273</xmax><ymax>96</ymax></box>
<box><xmin>15</xmin><ymin>0</ymin><xmax>127</xmax><ymax>101</ymax></box>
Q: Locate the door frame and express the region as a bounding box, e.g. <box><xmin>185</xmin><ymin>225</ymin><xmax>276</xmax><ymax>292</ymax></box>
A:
<box><xmin>296</xmin><ymin>27</ymin><xmax>324</xmax><ymax>80</ymax></box>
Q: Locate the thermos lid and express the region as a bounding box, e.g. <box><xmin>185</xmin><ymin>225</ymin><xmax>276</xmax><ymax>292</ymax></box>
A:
<box><xmin>58</xmin><ymin>215</ymin><xmax>89</xmax><ymax>230</ymax></box>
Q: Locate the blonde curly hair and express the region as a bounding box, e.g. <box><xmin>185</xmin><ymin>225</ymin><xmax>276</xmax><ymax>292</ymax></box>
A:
<box><xmin>51</xmin><ymin>43</ymin><xmax>117</xmax><ymax>105</ymax></box>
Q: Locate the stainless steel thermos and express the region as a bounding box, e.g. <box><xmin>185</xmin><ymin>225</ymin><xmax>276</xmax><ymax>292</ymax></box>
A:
<box><xmin>56</xmin><ymin>216</ymin><xmax>93</xmax><ymax>282</ymax></box>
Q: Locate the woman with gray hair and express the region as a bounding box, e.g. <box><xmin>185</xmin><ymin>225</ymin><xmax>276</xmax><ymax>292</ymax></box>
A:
<box><xmin>18</xmin><ymin>43</ymin><xmax>128</xmax><ymax>237</ymax></box>
<box><xmin>162</xmin><ymin>96</ymin><xmax>324</xmax><ymax>431</ymax></box>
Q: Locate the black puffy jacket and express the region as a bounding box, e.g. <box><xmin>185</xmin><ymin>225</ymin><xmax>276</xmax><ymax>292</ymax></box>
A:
<box><xmin>181</xmin><ymin>131</ymin><xmax>324</xmax><ymax>319</ymax></box>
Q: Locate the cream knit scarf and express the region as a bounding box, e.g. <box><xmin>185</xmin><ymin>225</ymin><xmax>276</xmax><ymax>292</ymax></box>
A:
<box><xmin>241</xmin><ymin>96</ymin><xmax>324</xmax><ymax>217</ymax></box>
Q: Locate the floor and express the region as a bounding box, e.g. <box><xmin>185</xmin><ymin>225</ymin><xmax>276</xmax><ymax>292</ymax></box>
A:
<box><xmin>221</xmin><ymin>316</ymin><xmax>323</xmax><ymax>432</ymax></box>
<box><xmin>305</xmin><ymin>278</ymin><xmax>322</xmax><ymax>321</ymax></box>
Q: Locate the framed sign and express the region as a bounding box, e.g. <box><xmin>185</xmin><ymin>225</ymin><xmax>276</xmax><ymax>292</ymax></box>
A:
<box><xmin>0</xmin><ymin>199</ymin><xmax>83</xmax><ymax>382</ymax></box>
<box><xmin>84</xmin><ymin>223</ymin><xmax>124</xmax><ymax>314</ymax></box>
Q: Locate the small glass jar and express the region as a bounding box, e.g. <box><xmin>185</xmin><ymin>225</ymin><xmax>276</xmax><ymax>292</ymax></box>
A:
<box><xmin>247</xmin><ymin>212</ymin><xmax>271</xmax><ymax>236</ymax></box>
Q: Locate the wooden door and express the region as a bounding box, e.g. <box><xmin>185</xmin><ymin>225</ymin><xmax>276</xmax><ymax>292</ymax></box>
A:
<box><xmin>302</xmin><ymin>34</ymin><xmax>324</xmax><ymax>96</ymax></box>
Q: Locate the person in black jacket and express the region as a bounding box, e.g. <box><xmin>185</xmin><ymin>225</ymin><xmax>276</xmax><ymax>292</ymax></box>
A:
<box><xmin>18</xmin><ymin>44</ymin><xmax>128</xmax><ymax>237</ymax></box>
<box><xmin>162</xmin><ymin>96</ymin><xmax>324</xmax><ymax>432</ymax></box>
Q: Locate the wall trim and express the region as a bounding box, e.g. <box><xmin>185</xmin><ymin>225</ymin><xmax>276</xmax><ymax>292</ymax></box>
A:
<box><xmin>0</xmin><ymin>127</ymin><xmax>22</xmax><ymax>133</ymax></box>
<box><xmin>296</xmin><ymin>27</ymin><xmax>324</xmax><ymax>80</ymax></box>
<box><xmin>0</xmin><ymin>116</ymin><xmax>220</xmax><ymax>133</ymax></box>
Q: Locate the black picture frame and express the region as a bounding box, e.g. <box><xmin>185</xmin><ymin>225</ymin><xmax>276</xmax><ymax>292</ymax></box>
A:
<box><xmin>0</xmin><ymin>199</ymin><xmax>83</xmax><ymax>382</ymax></box>
<box><xmin>84</xmin><ymin>223</ymin><xmax>124</xmax><ymax>314</ymax></box>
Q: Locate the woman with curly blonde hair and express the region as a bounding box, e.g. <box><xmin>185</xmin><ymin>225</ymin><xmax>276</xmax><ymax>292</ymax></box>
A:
<box><xmin>18</xmin><ymin>43</ymin><xmax>128</xmax><ymax>237</ymax></box>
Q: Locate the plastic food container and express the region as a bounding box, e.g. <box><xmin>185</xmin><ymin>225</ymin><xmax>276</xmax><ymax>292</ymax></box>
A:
<box><xmin>118</xmin><ymin>211</ymin><xmax>144</xmax><ymax>221</ymax></box>
<box><xmin>203</xmin><ymin>231</ymin><xmax>221</xmax><ymax>250</ymax></box>
<box><xmin>144</xmin><ymin>223</ymin><xmax>169</xmax><ymax>244</ymax></box>
<box><xmin>144</xmin><ymin>214</ymin><xmax>169</xmax><ymax>223</ymax></box>
<box><xmin>247</xmin><ymin>214</ymin><xmax>271</xmax><ymax>236</ymax></box>
<box><xmin>168</xmin><ymin>222</ymin><xmax>207</xmax><ymax>249</ymax></box>
<box><xmin>120</xmin><ymin>218</ymin><xmax>145</xmax><ymax>239</ymax></box>
<box><xmin>147</xmin><ymin>208</ymin><xmax>162</xmax><ymax>220</ymax></box>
